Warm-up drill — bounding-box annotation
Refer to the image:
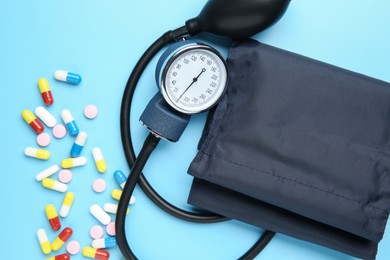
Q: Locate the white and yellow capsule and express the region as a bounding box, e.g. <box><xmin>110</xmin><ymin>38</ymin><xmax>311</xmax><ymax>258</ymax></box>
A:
<box><xmin>42</xmin><ymin>178</ymin><xmax>68</xmax><ymax>192</ymax></box>
<box><xmin>37</xmin><ymin>228</ymin><xmax>51</xmax><ymax>255</ymax></box>
<box><xmin>103</xmin><ymin>203</ymin><xmax>129</xmax><ymax>215</ymax></box>
<box><xmin>92</xmin><ymin>148</ymin><xmax>106</xmax><ymax>173</ymax></box>
<box><xmin>61</xmin><ymin>156</ymin><xmax>87</xmax><ymax>168</ymax></box>
<box><xmin>111</xmin><ymin>189</ymin><xmax>136</xmax><ymax>205</ymax></box>
<box><xmin>60</xmin><ymin>192</ymin><xmax>75</xmax><ymax>218</ymax></box>
<box><xmin>24</xmin><ymin>147</ymin><xmax>50</xmax><ymax>160</ymax></box>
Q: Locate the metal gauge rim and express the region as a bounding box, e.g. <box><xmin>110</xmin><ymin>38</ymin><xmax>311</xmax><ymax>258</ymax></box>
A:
<box><xmin>160</xmin><ymin>43</ymin><xmax>228</xmax><ymax>115</ymax></box>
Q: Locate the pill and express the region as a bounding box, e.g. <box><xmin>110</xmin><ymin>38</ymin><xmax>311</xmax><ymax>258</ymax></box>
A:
<box><xmin>82</xmin><ymin>247</ymin><xmax>110</xmax><ymax>260</ymax></box>
<box><xmin>35</xmin><ymin>106</ymin><xmax>57</xmax><ymax>127</ymax></box>
<box><xmin>38</xmin><ymin>78</ymin><xmax>54</xmax><ymax>106</ymax></box>
<box><xmin>90</xmin><ymin>225</ymin><xmax>104</xmax><ymax>239</ymax></box>
<box><xmin>84</xmin><ymin>105</ymin><xmax>98</xmax><ymax>119</ymax></box>
<box><xmin>106</xmin><ymin>222</ymin><xmax>116</xmax><ymax>236</ymax></box>
<box><xmin>60</xmin><ymin>192</ymin><xmax>75</xmax><ymax>218</ymax></box>
<box><xmin>92</xmin><ymin>237</ymin><xmax>117</xmax><ymax>249</ymax></box>
<box><xmin>114</xmin><ymin>170</ymin><xmax>127</xmax><ymax>189</ymax></box>
<box><xmin>36</xmin><ymin>165</ymin><xmax>59</xmax><ymax>181</ymax></box>
<box><xmin>66</xmin><ymin>240</ymin><xmax>81</xmax><ymax>255</ymax></box>
<box><xmin>37</xmin><ymin>132</ymin><xmax>51</xmax><ymax>147</ymax></box>
<box><xmin>54</xmin><ymin>70</ymin><xmax>82</xmax><ymax>85</ymax></box>
<box><xmin>92</xmin><ymin>178</ymin><xmax>106</xmax><ymax>193</ymax></box>
<box><xmin>22</xmin><ymin>109</ymin><xmax>44</xmax><ymax>134</ymax></box>
<box><xmin>61</xmin><ymin>109</ymin><xmax>79</xmax><ymax>136</ymax></box>
<box><xmin>46</xmin><ymin>253</ymin><xmax>70</xmax><ymax>260</ymax></box>
<box><xmin>37</xmin><ymin>228</ymin><xmax>51</xmax><ymax>255</ymax></box>
<box><xmin>58</xmin><ymin>169</ymin><xmax>73</xmax><ymax>183</ymax></box>
<box><xmin>51</xmin><ymin>227</ymin><xmax>73</xmax><ymax>251</ymax></box>
<box><xmin>112</xmin><ymin>189</ymin><xmax>136</xmax><ymax>205</ymax></box>
<box><xmin>61</xmin><ymin>156</ymin><xmax>87</xmax><ymax>168</ymax></box>
<box><xmin>25</xmin><ymin>147</ymin><xmax>50</xmax><ymax>160</ymax></box>
<box><xmin>52</xmin><ymin>124</ymin><xmax>67</xmax><ymax>138</ymax></box>
<box><xmin>70</xmin><ymin>131</ymin><xmax>87</xmax><ymax>157</ymax></box>
<box><xmin>42</xmin><ymin>178</ymin><xmax>68</xmax><ymax>192</ymax></box>
<box><xmin>45</xmin><ymin>204</ymin><xmax>61</xmax><ymax>231</ymax></box>
<box><xmin>90</xmin><ymin>204</ymin><xmax>111</xmax><ymax>225</ymax></box>
<box><xmin>92</xmin><ymin>148</ymin><xmax>107</xmax><ymax>173</ymax></box>
<box><xmin>103</xmin><ymin>203</ymin><xmax>129</xmax><ymax>215</ymax></box>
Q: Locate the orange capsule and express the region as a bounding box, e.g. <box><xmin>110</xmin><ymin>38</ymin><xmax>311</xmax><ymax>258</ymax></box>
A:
<box><xmin>22</xmin><ymin>109</ymin><xmax>44</xmax><ymax>134</ymax></box>
<box><xmin>38</xmin><ymin>78</ymin><xmax>54</xmax><ymax>106</ymax></box>
<box><xmin>45</xmin><ymin>204</ymin><xmax>61</xmax><ymax>231</ymax></box>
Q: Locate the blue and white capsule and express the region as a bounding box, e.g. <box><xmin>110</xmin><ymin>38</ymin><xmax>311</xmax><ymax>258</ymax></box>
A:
<box><xmin>54</xmin><ymin>70</ymin><xmax>82</xmax><ymax>85</ymax></box>
<box><xmin>113</xmin><ymin>170</ymin><xmax>127</xmax><ymax>189</ymax></box>
<box><xmin>70</xmin><ymin>131</ymin><xmax>87</xmax><ymax>157</ymax></box>
<box><xmin>92</xmin><ymin>237</ymin><xmax>117</xmax><ymax>249</ymax></box>
<box><xmin>61</xmin><ymin>109</ymin><xmax>79</xmax><ymax>136</ymax></box>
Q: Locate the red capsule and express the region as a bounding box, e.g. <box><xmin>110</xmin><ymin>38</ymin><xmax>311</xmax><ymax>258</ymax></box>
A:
<box><xmin>47</xmin><ymin>253</ymin><xmax>70</xmax><ymax>260</ymax></box>
<box><xmin>22</xmin><ymin>109</ymin><xmax>44</xmax><ymax>134</ymax></box>
<box><xmin>38</xmin><ymin>78</ymin><xmax>54</xmax><ymax>106</ymax></box>
<box><xmin>52</xmin><ymin>227</ymin><xmax>73</xmax><ymax>251</ymax></box>
<box><xmin>45</xmin><ymin>204</ymin><xmax>61</xmax><ymax>231</ymax></box>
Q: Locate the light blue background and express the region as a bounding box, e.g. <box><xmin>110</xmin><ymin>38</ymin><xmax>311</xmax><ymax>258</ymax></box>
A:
<box><xmin>1</xmin><ymin>0</ymin><xmax>389</xmax><ymax>259</ymax></box>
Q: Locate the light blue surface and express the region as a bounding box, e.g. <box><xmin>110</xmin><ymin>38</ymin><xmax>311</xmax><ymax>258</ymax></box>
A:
<box><xmin>1</xmin><ymin>0</ymin><xmax>389</xmax><ymax>259</ymax></box>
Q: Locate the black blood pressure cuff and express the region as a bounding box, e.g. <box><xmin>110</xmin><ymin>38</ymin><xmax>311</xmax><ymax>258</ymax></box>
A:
<box><xmin>187</xmin><ymin>39</ymin><xmax>390</xmax><ymax>259</ymax></box>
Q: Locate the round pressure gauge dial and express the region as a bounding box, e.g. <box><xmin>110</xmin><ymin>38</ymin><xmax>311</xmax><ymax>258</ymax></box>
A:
<box><xmin>157</xmin><ymin>42</ymin><xmax>228</xmax><ymax>114</ymax></box>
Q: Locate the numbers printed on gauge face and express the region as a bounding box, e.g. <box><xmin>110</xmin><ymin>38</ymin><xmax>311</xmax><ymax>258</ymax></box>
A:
<box><xmin>163</xmin><ymin>47</ymin><xmax>227</xmax><ymax>114</ymax></box>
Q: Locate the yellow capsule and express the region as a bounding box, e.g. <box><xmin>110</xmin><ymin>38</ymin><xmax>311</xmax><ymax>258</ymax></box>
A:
<box><xmin>60</xmin><ymin>192</ymin><xmax>75</xmax><ymax>217</ymax></box>
<box><xmin>42</xmin><ymin>178</ymin><xmax>68</xmax><ymax>192</ymax></box>
<box><xmin>37</xmin><ymin>229</ymin><xmax>51</xmax><ymax>255</ymax></box>
<box><xmin>61</xmin><ymin>156</ymin><xmax>87</xmax><ymax>168</ymax></box>
<box><xmin>24</xmin><ymin>147</ymin><xmax>50</xmax><ymax>160</ymax></box>
<box><xmin>92</xmin><ymin>148</ymin><xmax>107</xmax><ymax>173</ymax></box>
<box><xmin>22</xmin><ymin>109</ymin><xmax>45</xmax><ymax>134</ymax></box>
<box><xmin>45</xmin><ymin>204</ymin><xmax>61</xmax><ymax>231</ymax></box>
<box><xmin>22</xmin><ymin>109</ymin><xmax>36</xmax><ymax>124</ymax></box>
<box><xmin>51</xmin><ymin>227</ymin><xmax>72</xmax><ymax>251</ymax></box>
<box><xmin>111</xmin><ymin>189</ymin><xmax>122</xmax><ymax>200</ymax></box>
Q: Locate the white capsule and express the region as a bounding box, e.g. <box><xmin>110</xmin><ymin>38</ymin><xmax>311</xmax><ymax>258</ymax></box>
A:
<box><xmin>36</xmin><ymin>165</ymin><xmax>60</xmax><ymax>181</ymax></box>
<box><xmin>42</xmin><ymin>178</ymin><xmax>68</xmax><ymax>192</ymax></box>
<box><xmin>60</xmin><ymin>192</ymin><xmax>75</xmax><ymax>218</ymax></box>
<box><xmin>35</xmin><ymin>106</ymin><xmax>57</xmax><ymax>127</ymax></box>
<box><xmin>90</xmin><ymin>204</ymin><xmax>111</xmax><ymax>225</ymax></box>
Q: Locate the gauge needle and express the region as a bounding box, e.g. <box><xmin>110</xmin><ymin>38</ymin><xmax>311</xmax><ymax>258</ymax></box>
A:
<box><xmin>176</xmin><ymin>68</ymin><xmax>206</xmax><ymax>102</ymax></box>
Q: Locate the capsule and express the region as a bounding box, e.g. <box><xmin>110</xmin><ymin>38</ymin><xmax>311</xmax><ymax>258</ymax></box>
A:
<box><xmin>38</xmin><ymin>78</ymin><xmax>54</xmax><ymax>106</ymax></box>
<box><xmin>54</xmin><ymin>70</ymin><xmax>82</xmax><ymax>85</ymax></box>
<box><xmin>82</xmin><ymin>247</ymin><xmax>110</xmax><ymax>260</ymax></box>
<box><xmin>113</xmin><ymin>170</ymin><xmax>127</xmax><ymax>189</ymax></box>
<box><xmin>46</xmin><ymin>253</ymin><xmax>70</xmax><ymax>260</ymax></box>
<box><xmin>61</xmin><ymin>109</ymin><xmax>79</xmax><ymax>136</ymax></box>
<box><xmin>42</xmin><ymin>178</ymin><xmax>68</xmax><ymax>192</ymax></box>
<box><xmin>35</xmin><ymin>106</ymin><xmax>57</xmax><ymax>127</ymax></box>
<box><xmin>112</xmin><ymin>189</ymin><xmax>135</xmax><ymax>205</ymax></box>
<box><xmin>45</xmin><ymin>204</ymin><xmax>61</xmax><ymax>231</ymax></box>
<box><xmin>70</xmin><ymin>131</ymin><xmax>87</xmax><ymax>157</ymax></box>
<box><xmin>90</xmin><ymin>204</ymin><xmax>111</xmax><ymax>225</ymax></box>
<box><xmin>92</xmin><ymin>148</ymin><xmax>107</xmax><ymax>173</ymax></box>
<box><xmin>37</xmin><ymin>228</ymin><xmax>51</xmax><ymax>255</ymax></box>
<box><xmin>61</xmin><ymin>156</ymin><xmax>87</xmax><ymax>168</ymax></box>
<box><xmin>92</xmin><ymin>237</ymin><xmax>117</xmax><ymax>249</ymax></box>
<box><xmin>103</xmin><ymin>203</ymin><xmax>129</xmax><ymax>215</ymax></box>
<box><xmin>60</xmin><ymin>192</ymin><xmax>75</xmax><ymax>218</ymax></box>
<box><xmin>25</xmin><ymin>147</ymin><xmax>50</xmax><ymax>160</ymax></box>
<box><xmin>36</xmin><ymin>165</ymin><xmax>59</xmax><ymax>181</ymax></box>
<box><xmin>52</xmin><ymin>227</ymin><xmax>73</xmax><ymax>251</ymax></box>
<box><xmin>22</xmin><ymin>109</ymin><xmax>44</xmax><ymax>134</ymax></box>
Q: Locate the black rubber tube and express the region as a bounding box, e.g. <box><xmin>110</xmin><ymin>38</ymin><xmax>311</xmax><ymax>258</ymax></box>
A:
<box><xmin>117</xmin><ymin>26</ymin><xmax>276</xmax><ymax>259</ymax></box>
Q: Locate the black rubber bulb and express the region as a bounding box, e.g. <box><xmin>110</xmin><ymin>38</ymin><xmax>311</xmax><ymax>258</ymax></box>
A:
<box><xmin>186</xmin><ymin>0</ymin><xmax>290</xmax><ymax>39</ymax></box>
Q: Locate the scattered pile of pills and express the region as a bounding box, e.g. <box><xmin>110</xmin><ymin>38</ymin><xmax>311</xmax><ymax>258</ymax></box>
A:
<box><xmin>21</xmin><ymin>71</ymin><xmax>136</xmax><ymax>259</ymax></box>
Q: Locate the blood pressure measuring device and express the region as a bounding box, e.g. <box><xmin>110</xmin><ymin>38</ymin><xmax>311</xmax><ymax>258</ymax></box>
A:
<box><xmin>116</xmin><ymin>1</ymin><xmax>290</xmax><ymax>259</ymax></box>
